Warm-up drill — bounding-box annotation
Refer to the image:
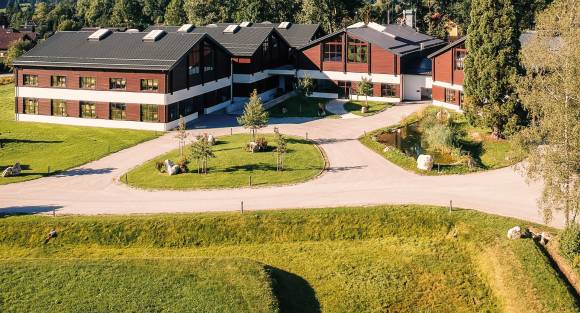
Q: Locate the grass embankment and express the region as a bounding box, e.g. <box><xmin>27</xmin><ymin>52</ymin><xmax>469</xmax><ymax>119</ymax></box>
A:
<box><xmin>268</xmin><ymin>96</ymin><xmax>332</xmax><ymax>118</ymax></box>
<box><xmin>360</xmin><ymin>106</ymin><xmax>515</xmax><ymax>175</ymax></box>
<box><xmin>1</xmin><ymin>205</ymin><xmax>578</xmax><ymax>312</ymax></box>
<box><xmin>125</xmin><ymin>133</ymin><xmax>325</xmax><ymax>190</ymax></box>
<box><xmin>0</xmin><ymin>84</ymin><xmax>160</xmax><ymax>184</ymax></box>
<box><xmin>344</xmin><ymin>100</ymin><xmax>391</xmax><ymax>116</ymax></box>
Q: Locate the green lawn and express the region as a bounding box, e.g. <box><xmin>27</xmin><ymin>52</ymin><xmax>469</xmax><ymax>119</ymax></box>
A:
<box><xmin>125</xmin><ymin>133</ymin><xmax>325</xmax><ymax>190</ymax></box>
<box><xmin>268</xmin><ymin>96</ymin><xmax>332</xmax><ymax>118</ymax></box>
<box><xmin>1</xmin><ymin>205</ymin><xmax>577</xmax><ymax>313</ymax></box>
<box><xmin>0</xmin><ymin>84</ymin><xmax>161</xmax><ymax>184</ymax></box>
<box><xmin>0</xmin><ymin>258</ymin><xmax>277</xmax><ymax>313</ymax></box>
<box><xmin>344</xmin><ymin>100</ymin><xmax>391</xmax><ymax>116</ymax></box>
<box><xmin>360</xmin><ymin>106</ymin><xmax>517</xmax><ymax>175</ymax></box>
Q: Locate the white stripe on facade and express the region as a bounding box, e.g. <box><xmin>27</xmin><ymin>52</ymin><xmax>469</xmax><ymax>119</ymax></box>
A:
<box><xmin>16</xmin><ymin>77</ymin><xmax>232</xmax><ymax>105</ymax></box>
<box><xmin>432</xmin><ymin>80</ymin><xmax>463</xmax><ymax>91</ymax></box>
<box><xmin>15</xmin><ymin>112</ymin><xmax>199</xmax><ymax>131</ymax></box>
<box><xmin>296</xmin><ymin>70</ymin><xmax>401</xmax><ymax>84</ymax></box>
<box><xmin>432</xmin><ymin>100</ymin><xmax>463</xmax><ymax>112</ymax></box>
<box><xmin>233</xmin><ymin>71</ymin><xmax>271</xmax><ymax>84</ymax></box>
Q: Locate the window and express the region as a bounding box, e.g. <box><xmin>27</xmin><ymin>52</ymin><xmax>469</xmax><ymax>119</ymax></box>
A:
<box><xmin>445</xmin><ymin>89</ymin><xmax>457</xmax><ymax>103</ymax></box>
<box><xmin>51</xmin><ymin>75</ymin><xmax>66</xmax><ymax>87</ymax></box>
<box><xmin>140</xmin><ymin>104</ymin><xmax>158</xmax><ymax>122</ymax></box>
<box><xmin>323</xmin><ymin>37</ymin><xmax>342</xmax><ymax>62</ymax></box>
<box><xmin>23</xmin><ymin>74</ymin><xmax>38</xmax><ymax>86</ymax></box>
<box><xmin>189</xmin><ymin>46</ymin><xmax>200</xmax><ymax>75</ymax></box>
<box><xmin>23</xmin><ymin>98</ymin><xmax>38</xmax><ymax>114</ymax></box>
<box><xmin>80</xmin><ymin>77</ymin><xmax>96</xmax><ymax>89</ymax></box>
<box><xmin>51</xmin><ymin>99</ymin><xmax>66</xmax><ymax>116</ymax></box>
<box><xmin>381</xmin><ymin>84</ymin><xmax>398</xmax><ymax>97</ymax></box>
<box><xmin>203</xmin><ymin>45</ymin><xmax>214</xmax><ymax>72</ymax></box>
<box><xmin>109</xmin><ymin>78</ymin><xmax>126</xmax><ymax>90</ymax></box>
<box><xmin>455</xmin><ymin>50</ymin><xmax>466</xmax><ymax>70</ymax></box>
<box><xmin>459</xmin><ymin>91</ymin><xmax>464</xmax><ymax>106</ymax></box>
<box><xmin>80</xmin><ymin>101</ymin><xmax>96</xmax><ymax>118</ymax></box>
<box><xmin>140</xmin><ymin>79</ymin><xmax>159</xmax><ymax>91</ymax></box>
<box><xmin>168</xmin><ymin>103</ymin><xmax>179</xmax><ymax>121</ymax></box>
<box><xmin>110</xmin><ymin>103</ymin><xmax>126</xmax><ymax>120</ymax></box>
<box><xmin>315</xmin><ymin>79</ymin><xmax>337</xmax><ymax>93</ymax></box>
<box><xmin>347</xmin><ymin>37</ymin><xmax>368</xmax><ymax>63</ymax></box>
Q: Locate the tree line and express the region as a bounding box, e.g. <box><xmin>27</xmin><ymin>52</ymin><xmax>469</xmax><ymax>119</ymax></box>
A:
<box><xmin>2</xmin><ymin>0</ymin><xmax>549</xmax><ymax>40</ymax></box>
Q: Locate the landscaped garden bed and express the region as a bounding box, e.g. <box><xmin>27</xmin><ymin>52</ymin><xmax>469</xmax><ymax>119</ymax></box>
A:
<box><xmin>344</xmin><ymin>100</ymin><xmax>391</xmax><ymax>116</ymax></box>
<box><xmin>360</xmin><ymin>106</ymin><xmax>517</xmax><ymax>175</ymax></box>
<box><xmin>125</xmin><ymin>133</ymin><xmax>325</xmax><ymax>190</ymax></box>
<box><xmin>268</xmin><ymin>96</ymin><xmax>332</xmax><ymax>118</ymax></box>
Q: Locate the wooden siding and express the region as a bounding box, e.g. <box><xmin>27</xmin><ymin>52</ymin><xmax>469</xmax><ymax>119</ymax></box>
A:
<box><xmin>432</xmin><ymin>42</ymin><xmax>466</xmax><ymax>85</ymax></box>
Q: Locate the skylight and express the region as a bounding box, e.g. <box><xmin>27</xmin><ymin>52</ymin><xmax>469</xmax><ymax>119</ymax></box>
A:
<box><xmin>240</xmin><ymin>21</ymin><xmax>252</xmax><ymax>27</ymax></box>
<box><xmin>142</xmin><ymin>29</ymin><xmax>166</xmax><ymax>42</ymax></box>
<box><xmin>178</xmin><ymin>24</ymin><xmax>194</xmax><ymax>32</ymax></box>
<box><xmin>278</xmin><ymin>22</ymin><xmax>291</xmax><ymax>29</ymax></box>
<box><xmin>223</xmin><ymin>24</ymin><xmax>240</xmax><ymax>34</ymax></box>
<box><xmin>88</xmin><ymin>28</ymin><xmax>112</xmax><ymax>41</ymax></box>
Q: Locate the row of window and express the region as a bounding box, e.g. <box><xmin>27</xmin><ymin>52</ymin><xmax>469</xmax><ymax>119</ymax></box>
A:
<box><xmin>322</xmin><ymin>37</ymin><xmax>369</xmax><ymax>64</ymax></box>
<box><xmin>188</xmin><ymin>45</ymin><xmax>215</xmax><ymax>76</ymax></box>
<box><xmin>314</xmin><ymin>79</ymin><xmax>398</xmax><ymax>97</ymax></box>
<box><xmin>455</xmin><ymin>50</ymin><xmax>466</xmax><ymax>70</ymax></box>
<box><xmin>22</xmin><ymin>98</ymin><xmax>160</xmax><ymax>122</ymax></box>
<box><xmin>22</xmin><ymin>74</ymin><xmax>160</xmax><ymax>91</ymax></box>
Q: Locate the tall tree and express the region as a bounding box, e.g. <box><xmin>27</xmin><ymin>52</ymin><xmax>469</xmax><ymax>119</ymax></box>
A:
<box><xmin>463</xmin><ymin>0</ymin><xmax>524</xmax><ymax>138</ymax></box>
<box><xmin>513</xmin><ymin>0</ymin><xmax>579</xmax><ymax>225</ymax></box>
<box><xmin>5</xmin><ymin>40</ymin><xmax>33</xmax><ymax>72</ymax></box>
<box><xmin>164</xmin><ymin>0</ymin><xmax>186</xmax><ymax>25</ymax></box>
<box><xmin>184</xmin><ymin>0</ymin><xmax>223</xmax><ymax>25</ymax></box>
<box><xmin>110</xmin><ymin>0</ymin><xmax>143</xmax><ymax>28</ymax></box>
<box><xmin>237</xmin><ymin>89</ymin><xmax>269</xmax><ymax>141</ymax></box>
<box><xmin>295</xmin><ymin>74</ymin><xmax>314</xmax><ymax>113</ymax></box>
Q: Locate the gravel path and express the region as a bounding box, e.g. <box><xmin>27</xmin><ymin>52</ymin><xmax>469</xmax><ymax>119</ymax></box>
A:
<box><xmin>0</xmin><ymin>102</ymin><xmax>558</xmax><ymax>227</ymax></box>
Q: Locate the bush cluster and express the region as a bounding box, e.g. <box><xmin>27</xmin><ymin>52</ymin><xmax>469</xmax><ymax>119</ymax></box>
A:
<box><xmin>559</xmin><ymin>224</ymin><xmax>580</xmax><ymax>266</ymax></box>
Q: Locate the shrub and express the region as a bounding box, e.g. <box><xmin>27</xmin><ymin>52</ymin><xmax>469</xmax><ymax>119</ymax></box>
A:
<box><xmin>155</xmin><ymin>160</ymin><xmax>165</xmax><ymax>173</ymax></box>
<box><xmin>255</xmin><ymin>137</ymin><xmax>268</xmax><ymax>150</ymax></box>
<box><xmin>176</xmin><ymin>157</ymin><xmax>189</xmax><ymax>173</ymax></box>
<box><xmin>559</xmin><ymin>224</ymin><xmax>580</xmax><ymax>263</ymax></box>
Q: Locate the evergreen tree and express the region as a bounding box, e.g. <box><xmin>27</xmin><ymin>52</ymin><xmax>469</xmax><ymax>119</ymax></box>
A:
<box><xmin>513</xmin><ymin>0</ymin><xmax>579</xmax><ymax>225</ymax></box>
<box><xmin>164</xmin><ymin>0</ymin><xmax>186</xmax><ymax>25</ymax></box>
<box><xmin>110</xmin><ymin>0</ymin><xmax>143</xmax><ymax>28</ymax></box>
<box><xmin>237</xmin><ymin>89</ymin><xmax>269</xmax><ymax>141</ymax></box>
<box><xmin>463</xmin><ymin>0</ymin><xmax>524</xmax><ymax>138</ymax></box>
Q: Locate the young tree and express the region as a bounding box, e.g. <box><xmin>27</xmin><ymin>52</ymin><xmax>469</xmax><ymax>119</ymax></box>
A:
<box><xmin>357</xmin><ymin>77</ymin><xmax>373</xmax><ymax>109</ymax></box>
<box><xmin>237</xmin><ymin>89</ymin><xmax>269</xmax><ymax>141</ymax></box>
<box><xmin>274</xmin><ymin>127</ymin><xmax>287</xmax><ymax>171</ymax></box>
<box><xmin>513</xmin><ymin>0</ymin><xmax>579</xmax><ymax>225</ymax></box>
<box><xmin>189</xmin><ymin>135</ymin><xmax>215</xmax><ymax>174</ymax></box>
<box><xmin>295</xmin><ymin>74</ymin><xmax>314</xmax><ymax>113</ymax></box>
<box><xmin>164</xmin><ymin>0</ymin><xmax>186</xmax><ymax>25</ymax></box>
<box><xmin>5</xmin><ymin>40</ymin><xmax>32</xmax><ymax>72</ymax></box>
<box><xmin>463</xmin><ymin>0</ymin><xmax>524</xmax><ymax>138</ymax></box>
<box><xmin>175</xmin><ymin>115</ymin><xmax>188</xmax><ymax>158</ymax></box>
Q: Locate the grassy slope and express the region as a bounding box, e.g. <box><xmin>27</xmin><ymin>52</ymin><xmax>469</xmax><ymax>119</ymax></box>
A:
<box><xmin>344</xmin><ymin>100</ymin><xmax>391</xmax><ymax>116</ymax></box>
<box><xmin>360</xmin><ymin>106</ymin><xmax>516</xmax><ymax>175</ymax></box>
<box><xmin>1</xmin><ymin>205</ymin><xmax>577</xmax><ymax>313</ymax></box>
<box><xmin>268</xmin><ymin>96</ymin><xmax>332</xmax><ymax>118</ymax></box>
<box><xmin>126</xmin><ymin>133</ymin><xmax>325</xmax><ymax>190</ymax></box>
<box><xmin>0</xmin><ymin>258</ymin><xmax>278</xmax><ymax>313</ymax></box>
<box><xmin>0</xmin><ymin>84</ymin><xmax>160</xmax><ymax>184</ymax></box>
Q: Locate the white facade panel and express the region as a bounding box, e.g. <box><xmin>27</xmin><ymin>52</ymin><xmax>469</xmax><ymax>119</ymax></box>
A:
<box><xmin>296</xmin><ymin>70</ymin><xmax>401</xmax><ymax>84</ymax></box>
<box><xmin>432</xmin><ymin>80</ymin><xmax>463</xmax><ymax>91</ymax></box>
<box><xmin>402</xmin><ymin>74</ymin><xmax>430</xmax><ymax>101</ymax></box>
<box><xmin>432</xmin><ymin>100</ymin><xmax>462</xmax><ymax>112</ymax></box>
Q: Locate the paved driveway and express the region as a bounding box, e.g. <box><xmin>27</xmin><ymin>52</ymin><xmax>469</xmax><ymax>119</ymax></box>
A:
<box><xmin>0</xmin><ymin>102</ymin><xmax>558</xmax><ymax>227</ymax></box>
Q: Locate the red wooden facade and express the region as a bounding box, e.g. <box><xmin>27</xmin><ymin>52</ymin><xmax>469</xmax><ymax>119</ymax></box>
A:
<box><xmin>431</xmin><ymin>39</ymin><xmax>466</xmax><ymax>106</ymax></box>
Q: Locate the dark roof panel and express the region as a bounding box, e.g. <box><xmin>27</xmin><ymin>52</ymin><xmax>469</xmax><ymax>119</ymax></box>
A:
<box><xmin>427</xmin><ymin>36</ymin><xmax>466</xmax><ymax>58</ymax></box>
<box><xmin>13</xmin><ymin>31</ymin><xmax>211</xmax><ymax>71</ymax></box>
<box><xmin>212</xmin><ymin>22</ymin><xmax>321</xmax><ymax>47</ymax></box>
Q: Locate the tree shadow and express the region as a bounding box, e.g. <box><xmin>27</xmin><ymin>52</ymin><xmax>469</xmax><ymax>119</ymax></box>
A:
<box><xmin>0</xmin><ymin>138</ymin><xmax>63</xmax><ymax>145</ymax></box>
<box><xmin>0</xmin><ymin>205</ymin><xmax>62</xmax><ymax>218</ymax></box>
<box><xmin>266</xmin><ymin>266</ymin><xmax>321</xmax><ymax>313</ymax></box>
<box><xmin>458</xmin><ymin>139</ymin><xmax>485</xmax><ymax>168</ymax></box>
<box><xmin>54</xmin><ymin>167</ymin><xmax>115</xmax><ymax>177</ymax></box>
<box><xmin>222</xmin><ymin>163</ymin><xmax>278</xmax><ymax>173</ymax></box>
<box><xmin>326</xmin><ymin>165</ymin><xmax>368</xmax><ymax>172</ymax></box>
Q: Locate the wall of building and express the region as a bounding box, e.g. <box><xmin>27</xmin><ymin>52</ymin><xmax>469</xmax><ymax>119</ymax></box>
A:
<box><xmin>432</xmin><ymin>42</ymin><xmax>465</xmax><ymax>86</ymax></box>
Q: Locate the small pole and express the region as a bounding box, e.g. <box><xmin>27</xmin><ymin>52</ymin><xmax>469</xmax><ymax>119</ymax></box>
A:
<box><xmin>52</xmin><ymin>209</ymin><xmax>56</xmax><ymax>217</ymax></box>
<box><xmin>230</xmin><ymin>128</ymin><xmax>233</xmax><ymax>135</ymax></box>
<box><xmin>449</xmin><ymin>200</ymin><xmax>453</xmax><ymax>213</ymax></box>
<box><xmin>306</xmin><ymin>132</ymin><xmax>308</xmax><ymax>140</ymax></box>
<box><xmin>241</xmin><ymin>201</ymin><xmax>244</xmax><ymax>213</ymax></box>
<box><xmin>125</xmin><ymin>173</ymin><xmax>128</xmax><ymax>184</ymax></box>
<box><xmin>249</xmin><ymin>175</ymin><xmax>252</xmax><ymax>186</ymax></box>
<box><xmin>47</xmin><ymin>166</ymin><xmax>50</xmax><ymax>174</ymax></box>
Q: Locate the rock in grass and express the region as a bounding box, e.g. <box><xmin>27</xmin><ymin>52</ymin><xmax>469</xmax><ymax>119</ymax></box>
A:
<box><xmin>507</xmin><ymin>226</ymin><xmax>522</xmax><ymax>240</ymax></box>
<box><xmin>164</xmin><ymin>160</ymin><xmax>180</xmax><ymax>176</ymax></box>
<box><xmin>417</xmin><ymin>155</ymin><xmax>433</xmax><ymax>171</ymax></box>
<box><xmin>1</xmin><ymin>162</ymin><xmax>21</xmax><ymax>177</ymax></box>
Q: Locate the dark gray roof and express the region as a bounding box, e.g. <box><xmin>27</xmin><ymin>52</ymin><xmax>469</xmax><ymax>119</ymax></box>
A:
<box><xmin>145</xmin><ymin>25</ymin><xmax>281</xmax><ymax>56</ymax></box>
<box><xmin>212</xmin><ymin>22</ymin><xmax>321</xmax><ymax>47</ymax></box>
<box><xmin>427</xmin><ymin>36</ymin><xmax>466</xmax><ymax>58</ymax></box>
<box><xmin>13</xmin><ymin>31</ymin><xmax>222</xmax><ymax>71</ymax></box>
<box><xmin>300</xmin><ymin>24</ymin><xmax>445</xmax><ymax>56</ymax></box>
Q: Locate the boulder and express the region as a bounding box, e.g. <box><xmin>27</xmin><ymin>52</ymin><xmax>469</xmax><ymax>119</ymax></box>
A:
<box><xmin>417</xmin><ymin>154</ymin><xmax>433</xmax><ymax>171</ymax></box>
<box><xmin>164</xmin><ymin>159</ymin><xmax>179</xmax><ymax>176</ymax></box>
<box><xmin>1</xmin><ymin>167</ymin><xmax>13</xmax><ymax>177</ymax></box>
<box><xmin>207</xmin><ymin>134</ymin><xmax>216</xmax><ymax>146</ymax></box>
<box><xmin>361</xmin><ymin>106</ymin><xmax>368</xmax><ymax>113</ymax></box>
<box><xmin>247</xmin><ymin>142</ymin><xmax>258</xmax><ymax>153</ymax></box>
<box><xmin>12</xmin><ymin>163</ymin><xmax>21</xmax><ymax>175</ymax></box>
<box><xmin>507</xmin><ymin>226</ymin><xmax>522</xmax><ymax>240</ymax></box>
<box><xmin>383</xmin><ymin>146</ymin><xmax>395</xmax><ymax>153</ymax></box>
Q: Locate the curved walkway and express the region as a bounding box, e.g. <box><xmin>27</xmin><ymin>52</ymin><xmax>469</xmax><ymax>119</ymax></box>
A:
<box><xmin>0</xmin><ymin>103</ymin><xmax>558</xmax><ymax>227</ymax></box>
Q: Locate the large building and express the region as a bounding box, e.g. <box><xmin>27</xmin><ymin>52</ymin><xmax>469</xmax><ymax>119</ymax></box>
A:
<box><xmin>14</xmin><ymin>21</ymin><xmax>446</xmax><ymax>130</ymax></box>
<box><xmin>428</xmin><ymin>37</ymin><xmax>466</xmax><ymax>110</ymax></box>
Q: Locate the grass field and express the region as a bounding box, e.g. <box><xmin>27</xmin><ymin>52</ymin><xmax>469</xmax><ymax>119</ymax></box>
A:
<box><xmin>0</xmin><ymin>84</ymin><xmax>160</xmax><ymax>184</ymax></box>
<box><xmin>268</xmin><ymin>96</ymin><xmax>332</xmax><ymax>118</ymax></box>
<box><xmin>1</xmin><ymin>205</ymin><xmax>578</xmax><ymax>312</ymax></box>
<box><xmin>125</xmin><ymin>133</ymin><xmax>325</xmax><ymax>189</ymax></box>
<box><xmin>360</xmin><ymin>106</ymin><xmax>516</xmax><ymax>175</ymax></box>
<box><xmin>344</xmin><ymin>100</ymin><xmax>391</xmax><ymax>116</ymax></box>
